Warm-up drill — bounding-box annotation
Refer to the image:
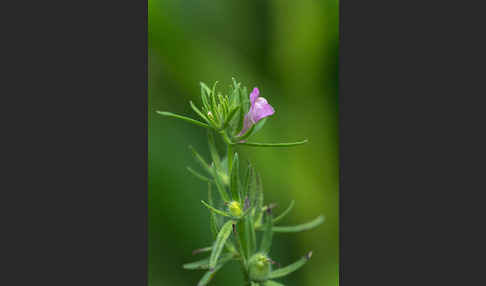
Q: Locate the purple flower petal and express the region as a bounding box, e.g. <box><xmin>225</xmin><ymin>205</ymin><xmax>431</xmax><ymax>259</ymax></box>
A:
<box><xmin>250</xmin><ymin>87</ymin><xmax>259</xmax><ymax>105</ymax></box>
<box><xmin>238</xmin><ymin>87</ymin><xmax>275</xmax><ymax>137</ymax></box>
<box><xmin>249</xmin><ymin>97</ymin><xmax>275</xmax><ymax>123</ymax></box>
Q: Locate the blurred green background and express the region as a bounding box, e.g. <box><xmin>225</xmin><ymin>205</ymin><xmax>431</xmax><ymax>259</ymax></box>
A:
<box><xmin>148</xmin><ymin>1</ymin><xmax>339</xmax><ymax>285</ymax></box>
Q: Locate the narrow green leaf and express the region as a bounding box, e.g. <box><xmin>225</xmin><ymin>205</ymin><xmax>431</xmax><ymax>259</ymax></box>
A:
<box><xmin>190</xmin><ymin>101</ymin><xmax>210</xmax><ymax>123</ymax></box>
<box><xmin>207</xmin><ymin>130</ymin><xmax>221</xmax><ymax>170</ymax></box>
<box><xmin>211</xmin><ymin>164</ymin><xmax>230</xmax><ymax>202</ymax></box>
<box><xmin>210</xmin><ymin>81</ymin><xmax>218</xmax><ymax>115</ymax></box>
<box><xmin>237</xmin><ymin>139</ymin><xmax>308</xmax><ymax>147</ymax></box>
<box><xmin>272</xmin><ymin>215</ymin><xmax>325</xmax><ymax>233</ymax></box>
<box><xmin>222</xmin><ymin>106</ymin><xmax>239</xmax><ymax>130</ymax></box>
<box><xmin>246</xmin><ymin>212</ymin><xmax>256</xmax><ymax>254</ymax></box>
<box><xmin>268</xmin><ymin>252</ymin><xmax>313</xmax><ymax>279</ymax></box>
<box><xmin>184</xmin><ymin>253</ymin><xmax>233</xmax><ymax>270</ymax></box>
<box><xmin>201</xmin><ymin>200</ymin><xmax>232</xmax><ymax>218</ymax></box>
<box><xmin>209</xmin><ymin>220</ymin><xmax>235</xmax><ymax>269</ymax></box>
<box><xmin>265</xmin><ymin>280</ymin><xmax>286</xmax><ymax>286</ymax></box>
<box><xmin>259</xmin><ymin>211</ymin><xmax>273</xmax><ymax>254</ymax></box>
<box><xmin>273</xmin><ymin>200</ymin><xmax>295</xmax><ymax>224</ymax></box>
<box><xmin>200</xmin><ymin>82</ymin><xmax>212</xmax><ymax>96</ymax></box>
<box><xmin>236</xmin><ymin>220</ymin><xmax>249</xmax><ymax>261</ymax></box>
<box><xmin>189</xmin><ymin>146</ymin><xmax>212</xmax><ymax>175</ymax></box>
<box><xmin>207</xmin><ymin>183</ymin><xmax>219</xmax><ymax>239</ymax></box>
<box><xmin>187</xmin><ymin>167</ymin><xmax>212</xmax><ymax>183</ymax></box>
<box><xmin>197</xmin><ymin>265</ymin><xmax>223</xmax><ymax>286</ymax></box>
<box><xmin>256</xmin><ymin>172</ymin><xmax>264</xmax><ymax>211</ymax></box>
<box><xmin>237</xmin><ymin>86</ymin><xmax>248</xmax><ymax>134</ymax></box>
<box><xmin>183</xmin><ymin>257</ymin><xmax>210</xmax><ymax>270</ymax></box>
<box><xmin>240</xmin><ymin>85</ymin><xmax>249</xmax><ymax>112</ymax></box>
<box><xmin>253</xmin><ymin>172</ymin><xmax>265</xmax><ymax>228</ymax></box>
<box><xmin>200</xmin><ymin>82</ymin><xmax>210</xmax><ymax>110</ymax></box>
<box><xmin>230</xmin><ymin>152</ymin><xmax>241</xmax><ymax>201</ymax></box>
<box><xmin>245</xmin><ymin>164</ymin><xmax>256</xmax><ymax>210</ymax></box>
<box><xmin>156</xmin><ymin>111</ymin><xmax>209</xmax><ymax>128</ymax></box>
<box><xmin>192</xmin><ymin>246</ymin><xmax>212</xmax><ymax>256</ymax></box>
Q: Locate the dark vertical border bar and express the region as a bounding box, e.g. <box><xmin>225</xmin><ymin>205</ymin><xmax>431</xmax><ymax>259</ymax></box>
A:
<box><xmin>2</xmin><ymin>0</ymin><xmax>149</xmax><ymax>284</ymax></box>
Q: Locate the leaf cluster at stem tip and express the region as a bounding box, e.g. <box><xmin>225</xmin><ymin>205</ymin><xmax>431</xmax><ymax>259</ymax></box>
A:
<box><xmin>156</xmin><ymin>78</ymin><xmax>308</xmax><ymax>148</ymax></box>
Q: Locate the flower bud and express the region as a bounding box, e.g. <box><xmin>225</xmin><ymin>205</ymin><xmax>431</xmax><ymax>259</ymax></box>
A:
<box><xmin>227</xmin><ymin>201</ymin><xmax>243</xmax><ymax>217</ymax></box>
<box><xmin>248</xmin><ymin>253</ymin><xmax>272</xmax><ymax>282</ymax></box>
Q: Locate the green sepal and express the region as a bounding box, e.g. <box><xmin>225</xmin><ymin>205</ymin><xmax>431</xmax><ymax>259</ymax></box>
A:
<box><xmin>209</xmin><ymin>220</ymin><xmax>235</xmax><ymax>269</ymax></box>
<box><xmin>252</xmin><ymin>117</ymin><xmax>268</xmax><ymax>135</ymax></box>
<box><xmin>156</xmin><ymin>111</ymin><xmax>209</xmax><ymax>128</ymax></box>
<box><xmin>272</xmin><ymin>215</ymin><xmax>324</xmax><ymax>233</ymax></box>
<box><xmin>235</xmin><ymin>124</ymin><xmax>256</xmax><ymax>142</ymax></box>
<box><xmin>272</xmin><ymin>200</ymin><xmax>295</xmax><ymax>224</ymax></box>
<box><xmin>268</xmin><ymin>252</ymin><xmax>313</xmax><ymax>279</ymax></box>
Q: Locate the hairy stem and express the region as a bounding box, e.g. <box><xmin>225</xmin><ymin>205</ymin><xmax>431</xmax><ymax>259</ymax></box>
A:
<box><xmin>227</xmin><ymin>143</ymin><xmax>234</xmax><ymax>176</ymax></box>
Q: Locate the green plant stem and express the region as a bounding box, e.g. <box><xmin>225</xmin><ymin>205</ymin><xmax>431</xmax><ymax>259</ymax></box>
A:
<box><xmin>220</xmin><ymin>131</ymin><xmax>251</xmax><ymax>286</ymax></box>
<box><xmin>227</xmin><ymin>143</ymin><xmax>234</xmax><ymax>176</ymax></box>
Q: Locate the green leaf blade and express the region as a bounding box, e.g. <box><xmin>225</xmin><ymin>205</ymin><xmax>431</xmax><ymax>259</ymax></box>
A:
<box><xmin>209</xmin><ymin>220</ymin><xmax>235</xmax><ymax>269</ymax></box>
<box><xmin>187</xmin><ymin>167</ymin><xmax>212</xmax><ymax>183</ymax></box>
<box><xmin>189</xmin><ymin>146</ymin><xmax>213</xmax><ymax>176</ymax></box>
<box><xmin>230</xmin><ymin>152</ymin><xmax>241</xmax><ymax>201</ymax></box>
<box><xmin>156</xmin><ymin>111</ymin><xmax>209</xmax><ymax>128</ymax></box>
<box><xmin>259</xmin><ymin>210</ymin><xmax>273</xmax><ymax>254</ymax></box>
<box><xmin>201</xmin><ymin>200</ymin><xmax>232</xmax><ymax>218</ymax></box>
<box><xmin>268</xmin><ymin>252</ymin><xmax>313</xmax><ymax>279</ymax></box>
<box><xmin>207</xmin><ymin>130</ymin><xmax>221</xmax><ymax>170</ymax></box>
<box><xmin>207</xmin><ymin>183</ymin><xmax>219</xmax><ymax>239</ymax></box>
<box><xmin>272</xmin><ymin>215</ymin><xmax>325</xmax><ymax>233</ymax></box>
<box><xmin>197</xmin><ymin>264</ymin><xmax>222</xmax><ymax>286</ymax></box>
<box><xmin>183</xmin><ymin>257</ymin><xmax>210</xmax><ymax>270</ymax></box>
<box><xmin>237</xmin><ymin>139</ymin><xmax>308</xmax><ymax>148</ymax></box>
<box><xmin>190</xmin><ymin>101</ymin><xmax>211</xmax><ymax>124</ymax></box>
<box><xmin>265</xmin><ymin>280</ymin><xmax>286</xmax><ymax>286</ymax></box>
<box><xmin>273</xmin><ymin>200</ymin><xmax>295</xmax><ymax>224</ymax></box>
<box><xmin>222</xmin><ymin>106</ymin><xmax>240</xmax><ymax>130</ymax></box>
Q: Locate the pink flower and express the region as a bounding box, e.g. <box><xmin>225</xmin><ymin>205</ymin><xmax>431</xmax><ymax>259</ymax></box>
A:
<box><xmin>238</xmin><ymin>87</ymin><xmax>275</xmax><ymax>136</ymax></box>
